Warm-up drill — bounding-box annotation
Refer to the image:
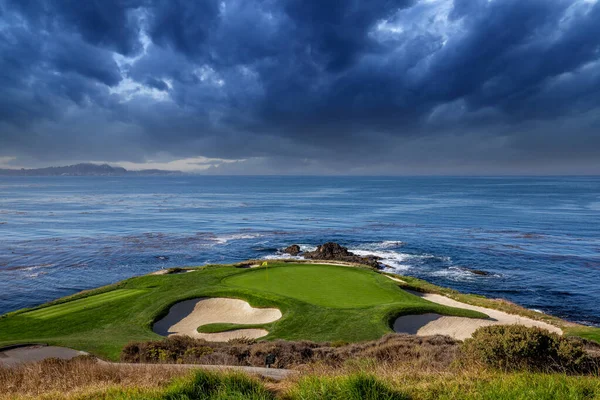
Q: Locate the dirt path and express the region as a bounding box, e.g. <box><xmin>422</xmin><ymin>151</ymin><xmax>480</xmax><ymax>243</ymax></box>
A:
<box><xmin>0</xmin><ymin>345</ymin><xmax>296</xmax><ymax>380</ymax></box>
<box><xmin>111</xmin><ymin>362</ymin><xmax>297</xmax><ymax>380</ymax></box>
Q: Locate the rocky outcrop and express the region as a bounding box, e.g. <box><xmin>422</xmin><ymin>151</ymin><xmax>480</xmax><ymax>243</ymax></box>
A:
<box><xmin>283</xmin><ymin>244</ymin><xmax>301</xmax><ymax>256</ymax></box>
<box><xmin>459</xmin><ymin>267</ymin><xmax>492</xmax><ymax>276</ymax></box>
<box><xmin>303</xmin><ymin>242</ymin><xmax>382</xmax><ymax>269</ymax></box>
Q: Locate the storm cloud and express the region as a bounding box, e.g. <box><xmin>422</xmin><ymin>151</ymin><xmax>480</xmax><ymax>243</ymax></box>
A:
<box><xmin>0</xmin><ymin>0</ymin><xmax>599</xmax><ymax>174</ymax></box>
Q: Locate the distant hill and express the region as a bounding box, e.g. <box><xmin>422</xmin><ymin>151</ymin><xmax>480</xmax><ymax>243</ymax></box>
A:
<box><xmin>0</xmin><ymin>163</ymin><xmax>182</xmax><ymax>176</ymax></box>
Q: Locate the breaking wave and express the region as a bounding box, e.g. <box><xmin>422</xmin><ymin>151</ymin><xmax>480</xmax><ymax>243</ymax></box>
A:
<box><xmin>210</xmin><ymin>233</ymin><xmax>264</xmax><ymax>244</ymax></box>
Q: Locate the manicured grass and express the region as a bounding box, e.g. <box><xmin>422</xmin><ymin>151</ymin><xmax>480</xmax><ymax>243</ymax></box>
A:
<box><xmin>23</xmin><ymin>289</ymin><xmax>147</xmax><ymax>320</ymax></box>
<box><xmin>197</xmin><ymin>323</ymin><xmax>265</xmax><ymax>334</ymax></box>
<box><xmin>0</xmin><ymin>263</ymin><xmax>486</xmax><ymax>360</ymax></box>
<box><xmin>566</xmin><ymin>326</ymin><xmax>600</xmax><ymax>344</ymax></box>
<box><xmin>226</xmin><ymin>265</ymin><xmax>410</xmax><ymax>308</ymax></box>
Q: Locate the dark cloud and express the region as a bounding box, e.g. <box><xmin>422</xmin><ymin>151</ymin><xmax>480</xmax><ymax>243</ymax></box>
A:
<box><xmin>0</xmin><ymin>0</ymin><xmax>599</xmax><ymax>173</ymax></box>
<box><xmin>147</xmin><ymin>0</ymin><xmax>220</xmax><ymax>59</ymax></box>
<box><xmin>5</xmin><ymin>0</ymin><xmax>145</xmax><ymax>55</ymax></box>
<box><xmin>48</xmin><ymin>35</ymin><xmax>123</xmax><ymax>86</ymax></box>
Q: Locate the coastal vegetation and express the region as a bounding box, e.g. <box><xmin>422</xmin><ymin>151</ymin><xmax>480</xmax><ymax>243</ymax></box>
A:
<box><xmin>1</xmin><ymin>261</ymin><xmax>600</xmax><ymax>399</ymax></box>
<box><xmin>2</xmin><ymin>352</ymin><xmax>599</xmax><ymax>400</ymax></box>
<box><xmin>0</xmin><ymin>263</ymin><xmax>485</xmax><ymax>360</ymax></box>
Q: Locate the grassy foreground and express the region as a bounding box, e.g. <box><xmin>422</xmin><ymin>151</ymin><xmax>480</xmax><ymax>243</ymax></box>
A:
<box><xmin>0</xmin><ymin>263</ymin><xmax>485</xmax><ymax>360</ymax></box>
<box><xmin>2</xmin><ymin>359</ymin><xmax>599</xmax><ymax>400</ymax></box>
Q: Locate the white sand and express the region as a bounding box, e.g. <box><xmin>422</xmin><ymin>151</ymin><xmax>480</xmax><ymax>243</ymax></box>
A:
<box><xmin>150</xmin><ymin>269</ymin><xmax>195</xmax><ymax>275</ymax></box>
<box><xmin>387</xmin><ymin>276</ymin><xmax>562</xmax><ymax>340</ymax></box>
<box><xmin>159</xmin><ymin>298</ymin><xmax>282</xmax><ymax>342</ymax></box>
<box><xmin>386</xmin><ymin>275</ymin><xmax>408</xmax><ymax>284</ymax></box>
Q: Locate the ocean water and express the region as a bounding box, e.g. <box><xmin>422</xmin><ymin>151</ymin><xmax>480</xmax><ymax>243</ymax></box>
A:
<box><xmin>0</xmin><ymin>176</ymin><xmax>599</xmax><ymax>326</ymax></box>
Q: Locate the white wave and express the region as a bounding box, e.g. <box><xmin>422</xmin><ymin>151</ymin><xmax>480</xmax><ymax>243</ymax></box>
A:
<box><xmin>351</xmin><ymin>241</ymin><xmax>404</xmax><ymax>251</ymax></box>
<box><xmin>262</xmin><ymin>254</ymin><xmax>304</xmax><ymax>260</ymax></box>
<box><xmin>429</xmin><ymin>267</ymin><xmax>477</xmax><ymax>282</ymax></box>
<box><xmin>372</xmin><ymin>240</ymin><xmax>404</xmax><ymax>249</ymax></box>
<box><xmin>21</xmin><ymin>263</ymin><xmax>55</xmax><ymax>271</ymax></box>
<box><xmin>25</xmin><ymin>271</ymin><xmax>48</xmax><ymax>278</ymax></box>
<box><xmin>350</xmin><ymin>249</ymin><xmax>411</xmax><ymax>271</ymax></box>
<box><xmin>262</xmin><ymin>244</ymin><xmax>315</xmax><ymax>260</ymax></box>
<box><xmin>211</xmin><ymin>233</ymin><xmax>263</xmax><ymax>244</ymax></box>
<box><xmin>261</xmin><ymin>244</ymin><xmax>439</xmax><ymax>273</ymax></box>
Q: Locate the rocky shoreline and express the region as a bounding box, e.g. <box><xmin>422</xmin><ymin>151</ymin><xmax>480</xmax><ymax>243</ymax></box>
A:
<box><xmin>283</xmin><ymin>242</ymin><xmax>383</xmax><ymax>269</ymax></box>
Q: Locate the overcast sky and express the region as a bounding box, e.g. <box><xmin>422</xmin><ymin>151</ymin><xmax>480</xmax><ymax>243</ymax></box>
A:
<box><xmin>1</xmin><ymin>0</ymin><xmax>599</xmax><ymax>174</ymax></box>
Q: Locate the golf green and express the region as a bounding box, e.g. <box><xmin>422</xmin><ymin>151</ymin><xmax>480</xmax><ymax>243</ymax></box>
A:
<box><xmin>225</xmin><ymin>265</ymin><xmax>416</xmax><ymax>308</ymax></box>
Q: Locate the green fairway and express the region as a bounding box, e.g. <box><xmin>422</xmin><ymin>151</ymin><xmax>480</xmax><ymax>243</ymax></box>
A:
<box><xmin>22</xmin><ymin>289</ymin><xmax>147</xmax><ymax>320</ymax></box>
<box><xmin>0</xmin><ymin>263</ymin><xmax>487</xmax><ymax>360</ymax></box>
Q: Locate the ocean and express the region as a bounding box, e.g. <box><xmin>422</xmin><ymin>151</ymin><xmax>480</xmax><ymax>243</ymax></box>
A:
<box><xmin>0</xmin><ymin>176</ymin><xmax>598</xmax><ymax>326</ymax></box>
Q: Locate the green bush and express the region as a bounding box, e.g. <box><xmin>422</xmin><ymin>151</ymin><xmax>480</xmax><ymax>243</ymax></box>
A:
<box><xmin>461</xmin><ymin>325</ymin><xmax>592</xmax><ymax>373</ymax></box>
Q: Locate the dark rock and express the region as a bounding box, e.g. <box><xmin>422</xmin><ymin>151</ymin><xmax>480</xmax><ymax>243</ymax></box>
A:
<box><xmin>459</xmin><ymin>267</ymin><xmax>491</xmax><ymax>276</ymax></box>
<box><xmin>283</xmin><ymin>244</ymin><xmax>301</xmax><ymax>256</ymax></box>
<box><xmin>303</xmin><ymin>242</ymin><xmax>382</xmax><ymax>269</ymax></box>
<box><xmin>305</xmin><ymin>242</ymin><xmax>352</xmax><ymax>258</ymax></box>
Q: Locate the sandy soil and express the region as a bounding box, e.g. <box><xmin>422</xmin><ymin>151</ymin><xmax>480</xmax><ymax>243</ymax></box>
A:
<box><xmin>386</xmin><ymin>275</ymin><xmax>408</xmax><ymax>284</ymax></box>
<box><xmin>153</xmin><ymin>298</ymin><xmax>282</xmax><ymax>341</ymax></box>
<box><xmin>387</xmin><ymin>277</ymin><xmax>562</xmax><ymax>340</ymax></box>
<box><xmin>150</xmin><ymin>269</ymin><xmax>195</xmax><ymax>275</ymax></box>
<box><xmin>0</xmin><ymin>345</ymin><xmax>87</xmax><ymax>367</ymax></box>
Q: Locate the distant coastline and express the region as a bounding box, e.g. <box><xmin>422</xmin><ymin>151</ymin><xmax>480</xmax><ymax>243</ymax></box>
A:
<box><xmin>0</xmin><ymin>163</ymin><xmax>182</xmax><ymax>177</ymax></box>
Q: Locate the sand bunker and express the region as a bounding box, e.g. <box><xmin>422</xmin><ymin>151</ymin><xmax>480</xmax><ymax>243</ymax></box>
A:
<box><xmin>153</xmin><ymin>298</ymin><xmax>282</xmax><ymax>341</ymax></box>
<box><xmin>388</xmin><ymin>278</ymin><xmax>562</xmax><ymax>340</ymax></box>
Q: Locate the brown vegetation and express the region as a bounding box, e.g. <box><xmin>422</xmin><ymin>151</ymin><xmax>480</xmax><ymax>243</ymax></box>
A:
<box><xmin>121</xmin><ymin>333</ymin><xmax>460</xmax><ymax>369</ymax></box>
<box><xmin>0</xmin><ymin>356</ymin><xmax>189</xmax><ymax>399</ymax></box>
<box><xmin>3</xmin><ymin>328</ymin><xmax>600</xmax><ymax>399</ymax></box>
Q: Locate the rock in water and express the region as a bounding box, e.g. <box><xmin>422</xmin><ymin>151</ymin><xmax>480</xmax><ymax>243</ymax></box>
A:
<box><xmin>304</xmin><ymin>242</ymin><xmax>352</xmax><ymax>258</ymax></box>
<box><xmin>283</xmin><ymin>244</ymin><xmax>301</xmax><ymax>256</ymax></box>
<box><xmin>303</xmin><ymin>242</ymin><xmax>382</xmax><ymax>268</ymax></box>
<box><xmin>458</xmin><ymin>267</ymin><xmax>491</xmax><ymax>276</ymax></box>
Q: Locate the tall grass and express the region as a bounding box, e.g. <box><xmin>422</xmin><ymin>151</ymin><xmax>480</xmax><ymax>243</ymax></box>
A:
<box><xmin>0</xmin><ymin>358</ymin><xmax>183</xmax><ymax>399</ymax></box>
<box><xmin>0</xmin><ymin>359</ymin><xmax>274</xmax><ymax>400</ymax></box>
<box><xmin>288</xmin><ymin>374</ymin><xmax>408</xmax><ymax>400</ymax></box>
<box><xmin>288</xmin><ymin>372</ymin><xmax>600</xmax><ymax>400</ymax></box>
<box><xmin>2</xmin><ymin>358</ymin><xmax>599</xmax><ymax>400</ymax></box>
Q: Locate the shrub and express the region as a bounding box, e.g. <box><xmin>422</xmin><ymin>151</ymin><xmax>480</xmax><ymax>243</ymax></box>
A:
<box><xmin>183</xmin><ymin>346</ymin><xmax>214</xmax><ymax>362</ymax></box>
<box><xmin>461</xmin><ymin>325</ymin><xmax>594</xmax><ymax>373</ymax></box>
<box><xmin>121</xmin><ymin>334</ymin><xmax>461</xmax><ymax>369</ymax></box>
<box><xmin>228</xmin><ymin>337</ymin><xmax>257</xmax><ymax>345</ymax></box>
